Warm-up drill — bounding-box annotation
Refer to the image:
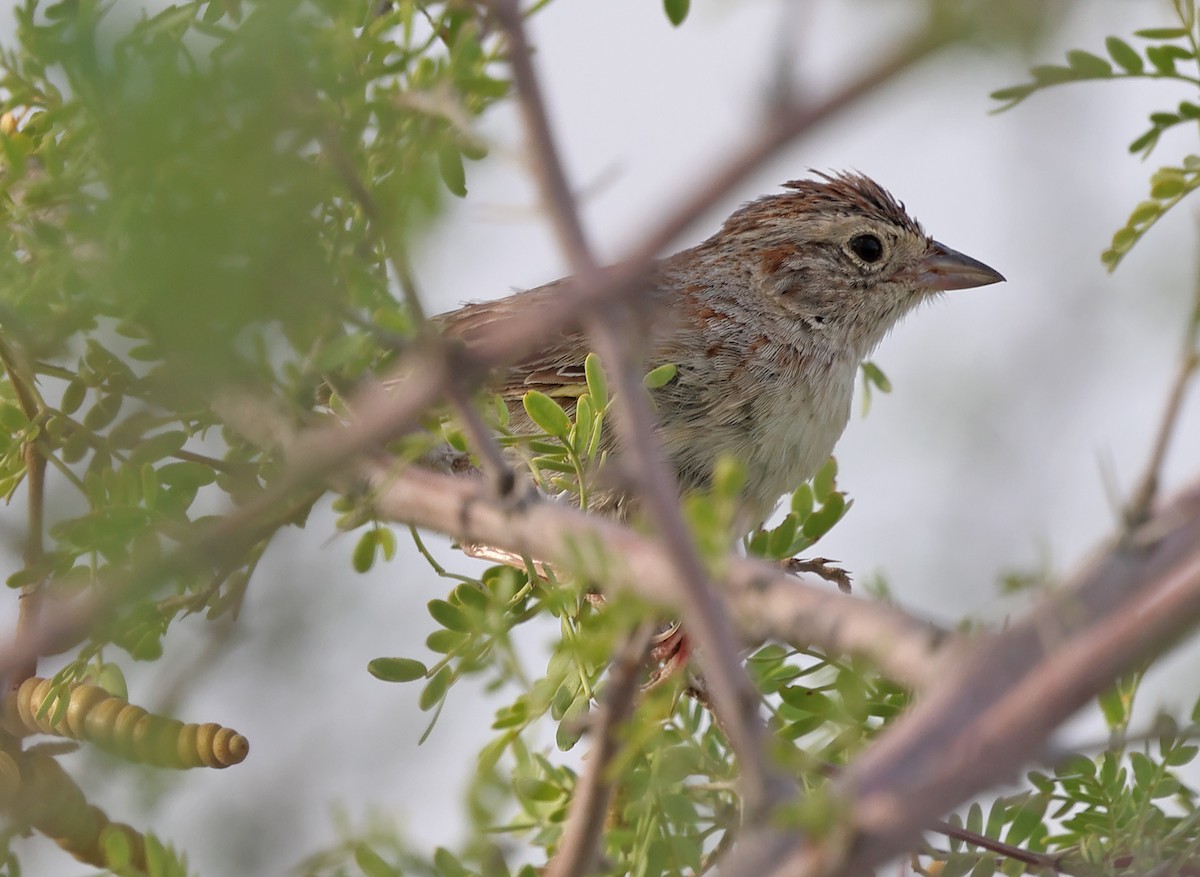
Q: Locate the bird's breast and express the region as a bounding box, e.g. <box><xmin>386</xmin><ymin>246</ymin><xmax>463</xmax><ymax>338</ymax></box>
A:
<box><xmin>653</xmin><ymin>331</ymin><xmax>857</xmax><ymax>527</ymax></box>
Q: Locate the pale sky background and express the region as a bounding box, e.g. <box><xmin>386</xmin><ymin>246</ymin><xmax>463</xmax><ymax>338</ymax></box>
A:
<box><xmin>7</xmin><ymin>0</ymin><xmax>1200</xmax><ymax>874</ymax></box>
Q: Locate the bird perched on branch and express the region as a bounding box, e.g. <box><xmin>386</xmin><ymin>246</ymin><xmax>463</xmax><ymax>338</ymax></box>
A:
<box><xmin>436</xmin><ymin>171</ymin><xmax>1004</xmax><ymax>536</ymax></box>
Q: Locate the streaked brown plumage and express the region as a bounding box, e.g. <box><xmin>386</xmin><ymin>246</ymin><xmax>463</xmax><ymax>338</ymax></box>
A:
<box><xmin>438</xmin><ymin>172</ymin><xmax>1003</xmax><ymax>530</ymax></box>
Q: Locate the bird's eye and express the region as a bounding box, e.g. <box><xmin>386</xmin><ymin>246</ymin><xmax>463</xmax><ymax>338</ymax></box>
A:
<box><xmin>848</xmin><ymin>234</ymin><xmax>884</xmax><ymax>264</ymax></box>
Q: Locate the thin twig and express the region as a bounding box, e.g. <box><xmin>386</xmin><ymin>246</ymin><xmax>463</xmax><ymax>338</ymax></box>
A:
<box><xmin>355</xmin><ymin>464</ymin><xmax>950</xmax><ymax>689</ymax></box>
<box><xmin>929</xmin><ymin>820</ymin><xmax>1063</xmax><ymax>873</ymax></box>
<box><xmin>545</xmin><ymin>621</ymin><xmax>656</xmax><ymax>877</ymax></box>
<box><xmin>0</xmin><ymin>333</ymin><xmax>46</xmax><ymax>689</ymax></box>
<box><xmin>1125</xmin><ymin>251</ymin><xmax>1200</xmax><ymax>527</ymax></box>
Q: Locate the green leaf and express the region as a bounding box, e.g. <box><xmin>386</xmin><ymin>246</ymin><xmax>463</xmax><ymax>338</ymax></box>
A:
<box><xmin>1150</xmin><ymin>173</ymin><xmax>1186</xmax><ymax>199</ymax></box>
<box><xmin>82</xmin><ymin>393</ymin><xmax>123</xmax><ymax>431</ymax></box>
<box><xmin>93</xmin><ymin>663</ymin><xmax>129</xmax><ymax>700</ymax></box>
<box><xmin>428</xmin><ymin>598</ymin><xmax>471</xmax><ymax>632</ymax></box>
<box><xmin>812</xmin><ymin>457</ymin><xmax>837</xmax><ymax>501</ymax></box>
<box><xmin>572</xmin><ymin>394</ymin><xmax>594</xmax><ymax>455</ymax></box>
<box><xmin>515</xmin><ymin>777</ymin><xmax>563</xmax><ymax>802</ymax></box>
<box><xmin>984</xmin><ymin>799</ymin><xmax>1007</xmax><ymax>838</ymax></box>
<box><xmin>376</xmin><ymin>527</ymin><xmax>397</xmax><ymax>561</ymax></box>
<box><xmin>1066</xmin><ymin>50</ymin><xmax>1112</xmax><ymax>77</ymax></box>
<box><xmin>127</xmin><ymin>430</ymin><xmax>187</xmax><ymax>466</ymax></box>
<box><xmin>802</xmin><ymin>494</ymin><xmax>847</xmax><ymax>542</ymax></box>
<box><xmin>1129</xmin><ymin>200</ymin><xmax>1162</xmax><ymax>225</ymax></box>
<box><xmin>778</xmin><ymin>686</ymin><xmax>833</xmax><ymax>714</ymax></box>
<box><xmin>642</xmin><ymin>362</ymin><xmax>677</xmax><ymax>389</ymax></box>
<box><xmin>862</xmin><ymin>361</ymin><xmax>891</xmax><ymax>393</ymax></box>
<box><xmin>989</xmin><ymin>84</ymin><xmax>1038</xmax><ymax>105</ymax></box>
<box><xmin>1098</xmin><ymin>685</ymin><xmax>1129</xmax><ymax>728</ymax></box>
<box><xmin>1134</xmin><ymin>27</ymin><xmax>1191</xmax><ymax>39</ymax></box>
<box><xmin>663</xmin><ymin>0</ymin><xmax>689</xmax><ymax>26</ymax></box>
<box><xmin>453</xmin><ymin>581</ymin><xmax>488</xmax><ymax>612</ymax></box>
<box><xmin>1164</xmin><ymin>744</ymin><xmax>1199</xmax><ymax>766</ymax></box>
<box><xmin>437</xmin><ymin>145</ymin><xmax>467</xmax><ymax>197</ymax></box>
<box><xmin>1146</xmin><ymin>44</ymin><xmax>1182</xmax><ymax>74</ymax></box>
<box><xmin>584</xmin><ymin>351</ymin><xmax>607</xmax><ymax>408</ymax></box>
<box><xmin>1128</xmin><ymin>127</ymin><xmax>1160</xmax><ymax>154</ymax></box>
<box><xmin>426</xmin><ymin>628</ymin><xmax>467</xmax><ymax>654</ymax></box>
<box><xmin>1106</xmin><ymin>36</ymin><xmax>1144</xmax><ymax>73</ymax></box>
<box><xmin>0</xmin><ymin>402</ymin><xmax>28</xmax><ymax>432</ymax></box>
<box><xmin>712</xmin><ymin>455</ymin><xmax>746</xmax><ymax>499</ymax></box>
<box><xmin>790</xmin><ymin>483</ymin><xmax>814</xmax><ymax>518</ymax></box>
<box><xmin>61</xmin><ymin>379</ymin><xmax>87</xmax><ymax>415</ymax></box>
<box><xmin>767</xmin><ymin>514</ymin><xmax>799</xmax><ymax>558</ymax></box>
<box><xmin>1110</xmin><ymin>226</ymin><xmax>1138</xmax><ymax>254</ymax></box>
<box><xmin>101</xmin><ymin>826</ymin><xmax>133</xmax><ymax>870</ymax></box>
<box><xmin>1027</xmin><ymin>770</ymin><xmax>1055</xmax><ymax>795</ymax></box>
<box><xmin>354</xmin><ymin>845</ymin><xmax>399</xmax><ymax>877</ymax></box>
<box><xmin>140</xmin><ymin>462</ymin><xmax>160</xmax><ymax>509</ymax></box>
<box><xmin>352</xmin><ymin>530</ymin><xmax>378</xmax><ymax>573</ymax></box>
<box><xmin>1030</xmin><ymin>65</ymin><xmax>1076</xmax><ymax>85</ymax></box>
<box><xmin>368</xmin><ymin>656</ymin><xmax>428</xmax><ymax>682</ymax></box>
<box><xmin>1005</xmin><ymin>795</ymin><xmax>1047</xmax><ymax>846</ymax></box>
<box><xmin>966</xmin><ymin>802</ymin><xmax>983</xmax><ymax>834</ymax></box>
<box><xmin>1150</xmin><ymin>111</ymin><xmax>1182</xmax><ymax>126</ymax></box>
<box><xmin>522</xmin><ymin>390</ymin><xmax>572</xmax><ymax>438</ymax></box>
<box><xmin>156</xmin><ymin>461</ymin><xmax>217</xmax><ymax>489</ymax></box>
<box><xmin>418</xmin><ymin>666</ymin><xmax>452</xmax><ymax>710</ymax></box>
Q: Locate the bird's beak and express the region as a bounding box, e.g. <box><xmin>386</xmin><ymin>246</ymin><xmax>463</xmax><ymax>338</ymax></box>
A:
<box><xmin>913</xmin><ymin>240</ymin><xmax>1005</xmax><ymax>291</ymax></box>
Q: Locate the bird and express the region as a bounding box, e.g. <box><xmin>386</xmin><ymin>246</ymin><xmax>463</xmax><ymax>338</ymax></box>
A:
<box><xmin>435</xmin><ymin>171</ymin><xmax>1004</xmax><ymax>535</ymax></box>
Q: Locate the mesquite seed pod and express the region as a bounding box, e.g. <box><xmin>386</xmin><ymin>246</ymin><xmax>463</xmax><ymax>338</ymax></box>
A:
<box><xmin>4</xmin><ymin>749</ymin><xmax>147</xmax><ymax>871</ymax></box>
<box><xmin>0</xmin><ymin>750</ymin><xmax>18</xmax><ymax>809</ymax></box>
<box><xmin>8</xmin><ymin>677</ymin><xmax>249</xmax><ymax>769</ymax></box>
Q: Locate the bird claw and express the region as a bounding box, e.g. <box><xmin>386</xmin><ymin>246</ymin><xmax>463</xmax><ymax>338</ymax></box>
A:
<box><xmin>782</xmin><ymin>556</ymin><xmax>853</xmax><ymax>593</ymax></box>
<box><xmin>645</xmin><ymin>625</ymin><xmax>691</xmax><ymax>690</ymax></box>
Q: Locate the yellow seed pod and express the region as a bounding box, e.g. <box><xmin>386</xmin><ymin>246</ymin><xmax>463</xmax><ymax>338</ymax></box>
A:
<box><xmin>175</xmin><ymin>723</ymin><xmax>203</xmax><ymax>769</ymax></box>
<box><xmin>212</xmin><ymin>726</ymin><xmax>250</xmax><ymax>767</ymax></box>
<box><xmin>81</xmin><ymin>696</ymin><xmax>126</xmax><ymax>749</ymax></box>
<box><xmin>0</xmin><ymin>691</ymin><xmax>23</xmax><ymax>738</ymax></box>
<box><xmin>65</xmin><ymin>685</ymin><xmax>110</xmax><ymax>738</ymax></box>
<box><xmin>0</xmin><ymin>111</ymin><xmax>15</xmax><ymax>137</ymax></box>
<box><xmin>19</xmin><ymin>749</ymin><xmax>95</xmax><ymax>840</ymax></box>
<box><xmin>194</xmin><ymin>723</ymin><xmax>220</xmax><ymax>768</ymax></box>
<box><xmin>3</xmin><ymin>750</ymin><xmax>148</xmax><ymax>871</ymax></box>
<box><xmin>6</xmin><ymin>677</ymin><xmax>248</xmax><ymax>769</ymax></box>
<box><xmin>0</xmin><ymin>751</ymin><xmax>19</xmax><ymax>809</ymax></box>
<box><xmin>17</xmin><ymin>677</ymin><xmax>56</xmax><ymax>734</ymax></box>
<box><xmin>109</xmin><ymin>703</ymin><xmax>147</xmax><ymax>759</ymax></box>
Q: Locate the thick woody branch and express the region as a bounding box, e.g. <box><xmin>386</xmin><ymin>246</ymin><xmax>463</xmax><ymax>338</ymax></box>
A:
<box><xmin>356</xmin><ymin>463</ymin><xmax>951</xmax><ymax>689</ymax></box>
<box><xmin>767</xmin><ymin>478</ymin><xmax>1200</xmax><ymax>877</ymax></box>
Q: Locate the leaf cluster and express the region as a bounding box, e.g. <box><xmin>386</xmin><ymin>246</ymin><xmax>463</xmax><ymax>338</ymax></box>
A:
<box><xmin>0</xmin><ymin>0</ymin><xmax>509</xmax><ymax>673</ymax></box>
<box><xmin>992</xmin><ymin>0</ymin><xmax>1200</xmax><ymax>269</ymax></box>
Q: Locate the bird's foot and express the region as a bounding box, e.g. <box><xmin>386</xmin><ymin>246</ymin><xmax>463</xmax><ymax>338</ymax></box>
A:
<box><xmin>782</xmin><ymin>556</ymin><xmax>852</xmax><ymax>593</ymax></box>
<box><xmin>644</xmin><ymin>622</ymin><xmax>691</xmax><ymax>689</ymax></box>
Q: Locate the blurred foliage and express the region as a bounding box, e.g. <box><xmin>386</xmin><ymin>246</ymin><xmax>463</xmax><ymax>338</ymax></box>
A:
<box><xmin>0</xmin><ymin>0</ymin><xmax>509</xmax><ymax>871</ymax></box>
<box><xmin>0</xmin><ymin>0</ymin><xmax>506</xmax><ymax>671</ymax></box>
<box><xmin>0</xmin><ymin>0</ymin><xmax>1197</xmax><ymax>876</ymax></box>
<box><xmin>992</xmin><ymin>0</ymin><xmax>1200</xmax><ymax>269</ymax></box>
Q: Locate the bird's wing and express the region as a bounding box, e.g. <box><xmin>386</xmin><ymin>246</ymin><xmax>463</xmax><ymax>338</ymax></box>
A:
<box><xmin>435</xmin><ymin>277</ymin><xmax>594</xmax><ymax>403</ymax></box>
